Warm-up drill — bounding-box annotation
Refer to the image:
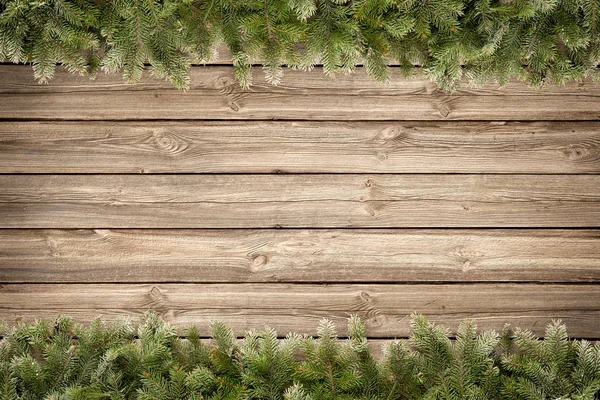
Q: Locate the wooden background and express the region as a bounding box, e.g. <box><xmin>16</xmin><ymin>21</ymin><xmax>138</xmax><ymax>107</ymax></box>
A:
<box><xmin>0</xmin><ymin>60</ymin><xmax>599</xmax><ymax>340</ymax></box>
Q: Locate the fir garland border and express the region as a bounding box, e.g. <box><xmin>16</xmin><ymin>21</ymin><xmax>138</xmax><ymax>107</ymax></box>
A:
<box><xmin>1</xmin><ymin>313</ymin><xmax>599</xmax><ymax>399</ymax></box>
<box><xmin>1</xmin><ymin>0</ymin><xmax>599</xmax><ymax>91</ymax></box>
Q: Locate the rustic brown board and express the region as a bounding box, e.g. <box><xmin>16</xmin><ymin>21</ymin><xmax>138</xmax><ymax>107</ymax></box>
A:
<box><xmin>1</xmin><ymin>66</ymin><xmax>599</xmax><ymax>120</ymax></box>
<box><xmin>1</xmin><ymin>229</ymin><xmax>599</xmax><ymax>283</ymax></box>
<box><xmin>1</xmin><ymin>121</ymin><xmax>599</xmax><ymax>174</ymax></box>
<box><xmin>1</xmin><ymin>174</ymin><xmax>598</xmax><ymax>228</ymax></box>
<box><xmin>1</xmin><ymin>283</ymin><xmax>598</xmax><ymax>338</ymax></box>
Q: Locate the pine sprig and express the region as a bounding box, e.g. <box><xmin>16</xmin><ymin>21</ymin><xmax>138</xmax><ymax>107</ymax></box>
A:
<box><xmin>0</xmin><ymin>314</ymin><xmax>599</xmax><ymax>399</ymax></box>
<box><xmin>1</xmin><ymin>0</ymin><xmax>600</xmax><ymax>89</ymax></box>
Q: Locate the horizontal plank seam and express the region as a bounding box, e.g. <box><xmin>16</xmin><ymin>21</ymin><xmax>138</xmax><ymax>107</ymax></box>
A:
<box><xmin>2</xmin><ymin>282</ymin><xmax>599</xmax><ymax>286</ymax></box>
<box><xmin>3</xmin><ymin>120</ymin><xmax>600</xmax><ymax>124</ymax></box>
<box><xmin>3</xmin><ymin>117</ymin><xmax>600</xmax><ymax>123</ymax></box>
<box><xmin>12</xmin><ymin>200</ymin><xmax>600</xmax><ymax>206</ymax></box>
<box><xmin>1</xmin><ymin>173</ymin><xmax>599</xmax><ymax>176</ymax></box>
<box><xmin>3</xmin><ymin>117</ymin><xmax>594</xmax><ymax>122</ymax></box>
<box><xmin>1</xmin><ymin>227</ymin><xmax>598</xmax><ymax>230</ymax></box>
<box><xmin>2</xmin><ymin>119</ymin><xmax>600</xmax><ymax>123</ymax></box>
<box><xmin>2</xmin><ymin>281</ymin><xmax>599</xmax><ymax>285</ymax></box>
<box><xmin>0</xmin><ymin>173</ymin><xmax>597</xmax><ymax>176</ymax></box>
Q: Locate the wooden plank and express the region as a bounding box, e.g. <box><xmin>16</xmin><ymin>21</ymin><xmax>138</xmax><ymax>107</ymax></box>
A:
<box><xmin>1</xmin><ymin>66</ymin><xmax>599</xmax><ymax>121</ymax></box>
<box><xmin>0</xmin><ymin>175</ymin><xmax>598</xmax><ymax>228</ymax></box>
<box><xmin>0</xmin><ymin>283</ymin><xmax>598</xmax><ymax>338</ymax></box>
<box><xmin>1</xmin><ymin>121</ymin><xmax>599</xmax><ymax>174</ymax></box>
<box><xmin>1</xmin><ymin>229</ymin><xmax>599</xmax><ymax>283</ymax></box>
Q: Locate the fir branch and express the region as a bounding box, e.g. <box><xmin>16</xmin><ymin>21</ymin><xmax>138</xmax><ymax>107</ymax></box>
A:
<box><xmin>0</xmin><ymin>314</ymin><xmax>599</xmax><ymax>399</ymax></box>
<box><xmin>1</xmin><ymin>0</ymin><xmax>600</xmax><ymax>89</ymax></box>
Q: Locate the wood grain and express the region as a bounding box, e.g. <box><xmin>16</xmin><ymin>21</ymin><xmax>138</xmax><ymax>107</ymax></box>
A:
<box><xmin>1</xmin><ymin>66</ymin><xmax>599</xmax><ymax>121</ymax></box>
<box><xmin>1</xmin><ymin>229</ymin><xmax>599</xmax><ymax>283</ymax></box>
<box><xmin>1</xmin><ymin>283</ymin><xmax>598</xmax><ymax>338</ymax></box>
<box><xmin>1</xmin><ymin>121</ymin><xmax>599</xmax><ymax>174</ymax></box>
<box><xmin>2</xmin><ymin>62</ymin><xmax>599</xmax><ymax>341</ymax></box>
<box><xmin>1</xmin><ymin>174</ymin><xmax>598</xmax><ymax>228</ymax></box>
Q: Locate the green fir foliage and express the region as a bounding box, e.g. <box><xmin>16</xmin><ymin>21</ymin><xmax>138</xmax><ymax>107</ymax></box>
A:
<box><xmin>1</xmin><ymin>0</ymin><xmax>599</xmax><ymax>90</ymax></box>
<box><xmin>0</xmin><ymin>313</ymin><xmax>599</xmax><ymax>399</ymax></box>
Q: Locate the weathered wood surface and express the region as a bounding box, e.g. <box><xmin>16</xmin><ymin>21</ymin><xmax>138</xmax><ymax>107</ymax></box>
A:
<box><xmin>1</xmin><ymin>229</ymin><xmax>599</xmax><ymax>283</ymax></box>
<box><xmin>1</xmin><ymin>121</ymin><xmax>599</xmax><ymax>174</ymax></box>
<box><xmin>1</xmin><ymin>283</ymin><xmax>598</xmax><ymax>338</ymax></box>
<box><xmin>1</xmin><ymin>62</ymin><xmax>599</xmax><ymax>339</ymax></box>
<box><xmin>1</xmin><ymin>175</ymin><xmax>598</xmax><ymax>228</ymax></box>
<box><xmin>1</xmin><ymin>66</ymin><xmax>600</xmax><ymax>121</ymax></box>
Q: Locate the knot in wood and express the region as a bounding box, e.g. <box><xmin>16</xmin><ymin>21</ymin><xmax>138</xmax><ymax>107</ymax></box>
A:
<box><xmin>452</xmin><ymin>246</ymin><xmax>479</xmax><ymax>272</ymax></box>
<box><xmin>157</xmin><ymin>136</ymin><xmax>172</xmax><ymax>148</ymax></box>
<box><xmin>153</xmin><ymin>133</ymin><xmax>188</xmax><ymax>155</ymax></box>
<box><xmin>365</xmin><ymin>207</ymin><xmax>377</xmax><ymax>217</ymax></box>
<box><xmin>145</xmin><ymin>286</ymin><xmax>169</xmax><ymax>315</ymax></box>
<box><xmin>360</xmin><ymin>291</ymin><xmax>372</xmax><ymax>302</ymax></box>
<box><xmin>249</xmin><ymin>254</ymin><xmax>268</xmax><ymax>272</ymax></box>
<box><xmin>150</xmin><ymin>286</ymin><xmax>163</xmax><ymax>299</ymax></box>
<box><xmin>437</xmin><ymin>104</ymin><xmax>451</xmax><ymax>118</ymax></box>
<box><xmin>45</xmin><ymin>236</ymin><xmax>61</xmax><ymax>257</ymax></box>
<box><xmin>377</xmin><ymin>126</ymin><xmax>402</xmax><ymax>141</ymax></box>
<box><xmin>370</xmin><ymin>314</ymin><xmax>386</xmax><ymax>327</ymax></box>
<box><xmin>214</xmin><ymin>76</ymin><xmax>236</xmax><ymax>90</ymax></box>
<box><xmin>462</xmin><ymin>260</ymin><xmax>473</xmax><ymax>272</ymax></box>
<box><xmin>564</xmin><ymin>144</ymin><xmax>587</xmax><ymax>160</ymax></box>
<box><xmin>435</xmin><ymin>97</ymin><xmax>453</xmax><ymax>118</ymax></box>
